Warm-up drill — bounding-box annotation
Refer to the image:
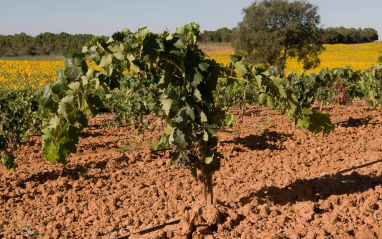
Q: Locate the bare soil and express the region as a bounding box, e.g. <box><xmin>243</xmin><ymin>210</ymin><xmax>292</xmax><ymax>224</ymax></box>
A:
<box><xmin>199</xmin><ymin>43</ymin><xmax>233</xmax><ymax>53</ymax></box>
<box><xmin>1</xmin><ymin>104</ymin><xmax>382</xmax><ymax>239</ymax></box>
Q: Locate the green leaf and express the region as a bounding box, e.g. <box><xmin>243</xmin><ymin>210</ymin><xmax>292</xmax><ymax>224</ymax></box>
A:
<box><xmin>68</xmin><ymin>82</ymin><xmax>81</xmax><ymax>92</ymax></box>
<box><xmin>297</xmin><ymin>116</ymin><xmax>310</xmax><ymax>129</ymax></box>
<box><xmin>161</xmin><ymin>99</ymin><xmax>173</xmax><ymax>115</ymax></box>
<box><xmin>199</xmin><ymin>62</ymin><xmax>208</xmax><ymax>71</ymax></box>
<box><xmin>99</xmin><ymin>54</ymin><xmax>112</xmax><ymax>68</ymax></box>
<box><xmin>319</xmin><ymin>68</ymin><xmax>328</xmax><ymax>80</ymax></box>
<box><xmin>49</xmin><ymin>116</ymin><xmax>61</xmax><ymax>129</ymax></box>
<box><xmin>131</xmin><ymin>62</ymin><xmax>141</xmax><ymax>73</ymax></box>
<box><xmin>200</xmin><ymin>111</ymin><xmax>208</xmax><ymax>122</ymax></box>
<box><xmin>192</xmin><ymin>71</ymin><xmax>203</xmax><ymax>87</ymax></box>
<box><xmin>58</xmin><ymin>102</ymin><xmax>69</xmax><ymax>118</ymax></box>
<box><xmin>174</xmin><ymin>39</ymin><xmax>184</xmax><ymax>49</ymax></box>
<box><xmin>43</xmin><ymin>138</ymin><xmax>58</xmax><ymax>163</ymax></box>
<box><xmin>279</xmin><ymin>87</ymin><xmax>288</xmax><ymax>98</ymax></box>
<box><xmin>194</xmin><ymin>89</ymin><xmax>202</xmax><ymax>101</ymax></box>
<box><xmin>203</xmin><ymin>130</ymin><xmax>209</xmax><ymax>141</ymax></box>
<box><xmin>185</xmin><ymin>107</ymin><xmax>195</xmax><ymax>121</ymax></box>
<box><xmin>234</xmin><ymin>61</ymin><xmax>247</xmax><ymax>77</ymax></box>
<box><xmin>259</xmin><ymin>93</ymin><xmax>267</xmax><ymax>104</ymax></box>
<box><xmin>137</xmin><ymin>27</ymin><xmax>150</xmax><ymax>39</ymax></box>
<box><xmin>229</xmin><ymin>55</ymin><xmax>243</xmax><ymax>63</ymax></box>
<box><xmin>174</xmin><ymin>130</ymin><xmax>188</xmax><ymax>149</ymax></box>
<box><xmin>62</xmin><ymin>95</ymin><xmax>74</xmax><ymax>104</ymax></box>
<box><xmin>267</xmin><ymin>96</ymin><xmax>275</xmax><ymax>108</ymax></box>
<box><xmin>273</xmin><ymin>77</ymin><xmax>283</xmax><ymax>86</ymax></box>
<box><xmin>109</xmin><ymin>44</ymin><xmax>124</xmax><ymax>60</ymax></box>
<box><xmin>164</xmin><ymin>125</ymin><xmax>175</xmax><ymax>135</ymax></box>
<box><xmin>302</xmin><ymin>108</ymin><xmax>313</xmax><ymax>115</ymax></box>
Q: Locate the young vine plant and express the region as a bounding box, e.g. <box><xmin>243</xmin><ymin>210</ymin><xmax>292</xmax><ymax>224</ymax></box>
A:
<box><xmin>36</xmin><ymin>23</ymin><xmax>336</xmax><ymax>204</ymax></box>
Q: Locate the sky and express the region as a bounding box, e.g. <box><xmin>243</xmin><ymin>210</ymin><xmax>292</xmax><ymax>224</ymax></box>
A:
<box><xmin>0</xmin><ymin>0</ymin><xmax>381</xmax><ymax>38</ymax></box>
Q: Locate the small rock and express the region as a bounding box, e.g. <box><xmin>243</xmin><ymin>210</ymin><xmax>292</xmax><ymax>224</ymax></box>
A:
<box><xmin>122</xmin><ymin>218</ymin><xmax>133</xmax><ymax>226</ymax></box>
<box><xmin>202</xmin><ymin>205</ymin><xmax>220</xmax><ymax>225</ymax></box>
<box><xmin>95</xmin><ymin>180</ymin><xmax>105</xmax><ymax>188</ymax></box>
<box><xmin>320</xmin><ymin>200</ymin><xmax>332</xmax><ymax>211</ymax></box>
<box><xmin>269</xmin><ymin>210</ymin><xmax>278</xmax><ymax>218</ymax></box>
<box><xmin>294</xmin><ymin>202</ymin><xmax>314</xmax><ymax>221</ymax></box>
<box><xmin>259</xmin><ymin>204</ymin><xmax>270</xmax><ymax>217</ymax></box>
<box><xmin>241</xmin><ymin>204</ymin><xmax>253</xmax><ymax>217</ymax></box>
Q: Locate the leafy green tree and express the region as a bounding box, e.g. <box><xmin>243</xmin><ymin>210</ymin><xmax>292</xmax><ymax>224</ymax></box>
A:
<box><xmin>361</xmin><ymin>28</ymin><xmax>379</xmax><ymax>42</ymax></box>
<box><xmin>322</xmin><ymin>28</ymin><xmax>344</xmax><ymax>44</ymax></box>
<box><xmin>232</xmin><ymin>0</ymin><xmax>324</xmax><ymax>70</ymax></box>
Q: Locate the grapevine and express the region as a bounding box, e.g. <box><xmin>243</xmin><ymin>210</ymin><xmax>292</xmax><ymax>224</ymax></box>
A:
<box><xmin>0</xmin><ymin>89</ymin><xmax>41</xmax><ymax>169</ymax></box>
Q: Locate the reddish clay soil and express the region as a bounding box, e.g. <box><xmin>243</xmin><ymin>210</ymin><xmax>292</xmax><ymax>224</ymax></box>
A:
<box><xmin>1</xmin><ymin>103</ymin><xmax>382</xmax><ymax>239</ymax></box>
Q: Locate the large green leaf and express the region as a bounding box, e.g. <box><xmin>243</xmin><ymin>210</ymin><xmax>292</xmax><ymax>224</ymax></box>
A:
<box><xmin>161</xmin><ymin>99</ymin><xmax>173</xmax><ymax>115</ymax></box>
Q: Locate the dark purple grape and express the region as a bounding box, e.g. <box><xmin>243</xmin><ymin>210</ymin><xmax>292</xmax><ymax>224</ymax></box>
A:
<box><xmin>180</xmin><ymin>156</ymin><xmax>190</xmax><ymax>169</ymax></box>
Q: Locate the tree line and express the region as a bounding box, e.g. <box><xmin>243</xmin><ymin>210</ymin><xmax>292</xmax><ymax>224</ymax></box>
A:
<box><xmin>201</xmin><ymin>27</ymin><xmax>232</xmax><ymax>43</ymax></box>
<box><xmin>0</xmin><ymin>22</ymin><xmax>378</xmax><ymax>58</ymax></box>
<box><xmin>0</xmin><ymin>32</ymin><xmax>95</xmax><ymax>57</ymax></box>
<box><xmin>322</xmin><ymin>27</ymin><xmax>378</xmax><ymax>44</ymax></box>
<box><xmin>201</xmin><ymin>27</ymin><xmax>379</xmax><ymax>44</ymax></box>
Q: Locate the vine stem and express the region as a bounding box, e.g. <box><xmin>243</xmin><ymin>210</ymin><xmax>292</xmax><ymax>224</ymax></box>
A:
<box><xmin>203</xmin><ymin>174</ymin><xmax>214</xmax><ymax>205</ymax></box>
<box><xmin>241</xmin><ymin>89</ymin><xmax>247</xmax><ymax>123</ymax></box>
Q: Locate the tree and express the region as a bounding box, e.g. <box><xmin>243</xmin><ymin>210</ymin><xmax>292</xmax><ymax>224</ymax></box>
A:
<box><xmin>322</xmin><ymin>28</ymin><xmax>343</xmax><ymax>44</ymax></box>
<box><xmin>232</xmin><ymin>0</ymin><xmax>324</xmax><ymax>70</ymax></box>
<box><xmin>361</xmin><ymin>28</ymin><xmax>379</xmax><ymax>42</ymax></box>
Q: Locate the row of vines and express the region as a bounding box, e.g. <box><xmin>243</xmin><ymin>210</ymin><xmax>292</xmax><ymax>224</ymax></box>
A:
<box><xmin>0</xmin><ymin>23</ymin><xmax>381</xmax><ymax>205</ymax></box>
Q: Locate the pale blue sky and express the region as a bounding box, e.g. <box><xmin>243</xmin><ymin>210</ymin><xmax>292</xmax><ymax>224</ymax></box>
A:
<box><xmin>0</xmin><ymin>0</ymin><xmax>381</xmax><ymax>38</ymax></box>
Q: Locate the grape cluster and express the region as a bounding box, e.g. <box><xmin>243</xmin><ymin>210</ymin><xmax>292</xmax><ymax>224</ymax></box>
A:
<box><xmin>180</xmin><ymin>157</ymin><xmax>190</xmax><ymax>169</ymax></box>
<box><xmin>180</xmin><ymin>151</ymin><xmax>197</xmax><ymax>169</ymax></box>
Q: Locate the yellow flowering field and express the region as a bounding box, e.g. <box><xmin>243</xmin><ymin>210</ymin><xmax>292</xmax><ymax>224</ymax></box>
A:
<box><xmin>206</xmin><ymin>42</ymin><xmax>382</xmax><ymax>73</ymax></box>
<box><xmin>0</xmin><ymin>60</ymin><xmax>63</xmax><ymax>90</ymax></box>
<box><xmin>286</xmin><ymin>42</ymin><xmax>382</xmax><ymax>73</ymax></box>
<box><xmin>0</xmin><ymin>60</ymin><xmax>104</xmax><ymax>90</ymax></box>
<box><xmin>1</xmin><ymin>42</ymin><xmax>381</xmax><ymax>90</ymax></box>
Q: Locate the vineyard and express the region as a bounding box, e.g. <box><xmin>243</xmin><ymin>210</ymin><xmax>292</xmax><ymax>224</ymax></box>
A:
<box><xmin>0</xmin><ymin>23</ymin><xmax>381</xmax><ymax>238</ymax></box>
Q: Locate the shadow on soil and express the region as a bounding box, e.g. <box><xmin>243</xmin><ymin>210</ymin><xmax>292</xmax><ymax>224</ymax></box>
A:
<box><xmin>20</xmin><ymin>166</ymin><xmax>86</xmax><ymax>185</ymax></box>
<box><xmin>221</xmin><ymin>129</ymin><xmax>291</xmax><ymax>151</ymax></box>
<box><xmin>336</xmin><ymin>116</ymin><xmax>376</xmax><ymax>128</ymax></box>
<box><xmin>20</xmin><ymin>155</ymin><xmax>130</xmax><ymax>185</ymax></box>
<box><xmin>80</xmin><ymin>131</ymin><xmax>104</xmax><ymax>138</ymax></box>
<box><xmin>237</xmin><ymin>171</ymin><xmax>382</xmax><ymax>206</ymax></box>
